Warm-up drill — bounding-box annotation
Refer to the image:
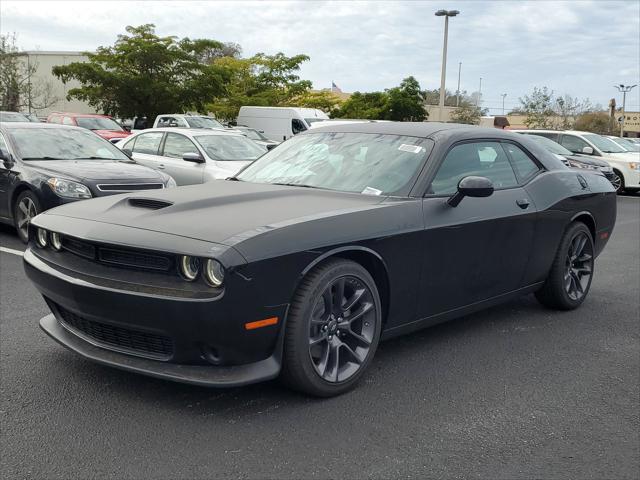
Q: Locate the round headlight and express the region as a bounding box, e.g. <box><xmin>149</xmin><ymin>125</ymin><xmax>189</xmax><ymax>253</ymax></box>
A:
<box><xmin>179</xmin><ymin>255</ymin><xmax>200</xmax><ymax>281</ymax></box>
<box><xmin>204</xmin><ymin>259</ymin><xmax>225</xmax><ymax>287</ymax></box>
<box><xmin>36</xmin><ymin>228</ymin><xmax>48</xmax><ymax>248</ymax></box>
<box><xmin>51</xmin><ymin>232</ymin><xmax>63</xmax><ymax>251</ymax></box>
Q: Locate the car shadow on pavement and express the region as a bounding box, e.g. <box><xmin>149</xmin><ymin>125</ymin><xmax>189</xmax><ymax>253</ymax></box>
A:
<box><xmin>40</xmin><ymin>292</ymin><xmax>553</xmax><ymax>415</ymax></box>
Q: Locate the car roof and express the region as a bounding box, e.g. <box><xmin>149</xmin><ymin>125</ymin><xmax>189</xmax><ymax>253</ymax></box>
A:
<box><xmin>48</xmin><ymin>112</ymin><xmax>112</xmax><ymax>118</ymax></box>
<box><xmin>306</xmin><ymin>121</ymin><xmax>509</xmax><ymax>139</ymax></box>
<box><xmin>0</xmin><ymin>122</ymin><xmax>82</xmax><ymax>130</ymax></box>
<box><xmin>141</xmin><ymin>127</ymin><xmax>242</xmax><ymax>137</ymax></box>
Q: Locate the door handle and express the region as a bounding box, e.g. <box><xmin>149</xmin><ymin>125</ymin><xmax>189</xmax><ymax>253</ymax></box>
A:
<box><xmin>516</xmin><ymin>198</ymin><xmax>530</xmax><ymax>209</ymax></box>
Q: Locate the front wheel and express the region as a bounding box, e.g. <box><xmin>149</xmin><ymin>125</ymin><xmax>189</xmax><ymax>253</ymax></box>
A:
<box><xmin>14</xmin><ymin>190</ymin><xmax>41</xmax><ymax>243</ymax></box>
<box><xmin>282</xmin><ymin>259</ymin><xmax>382</xmax><ymax>397</ymax></box>
<box><xmin>612</xmin><ymin>169</ymin><xmax>624</xmax><ymax>193</ymax></box>
<box><xmin>535</xmin><ymin>222</ymin><xmax>594</xmax><ymax>310</ymax></box>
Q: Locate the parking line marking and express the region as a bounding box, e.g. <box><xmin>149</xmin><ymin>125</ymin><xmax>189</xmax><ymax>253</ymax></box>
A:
<box><xmin>0</xmin><ymin>246</ymin><xmax>24</xmax><ymax>257</ymax></box>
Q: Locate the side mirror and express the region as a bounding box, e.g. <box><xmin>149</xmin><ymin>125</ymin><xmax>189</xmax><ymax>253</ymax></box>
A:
<box><xmin>122</xmin><ymin>125</ymin><xmax>132</xmax><ymax>132</ymax></box>
<box><xmin>582</xmin><ymin>146</ymin><xmax>594</xmax><ymax>155</ymax></box>
<box><xmin>266</xmin><ymin>144</ymin><xmax>276</xmax><ymax>150</ymax></box>
<box><xmin>447</xmin><ymin>176</ymin><xmax>494</xmax><ymax>207</ymax></box>
<box><xmin>0</xmin><ymin>149</ymin><xmax>13</xmax><ymax>168</ymax></box>
<box><xmin>183</xmin><ymin>152</ymin><xmax>205</xmax><ymax>164</ymax></box>
<box><xmin>121</xmin><ymin>148</ymin><xmax>133</xmax><ymax>158</ymax></box>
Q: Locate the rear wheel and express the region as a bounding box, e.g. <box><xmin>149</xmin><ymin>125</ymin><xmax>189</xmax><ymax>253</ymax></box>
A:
<box><xmin>13</xmin><ymin>191</ymin><xmax>41</xmax><ymax>243</ymax></box>
<box><xmin>612</xmin><ymin>169</ymin><xmax>624</xmax><ymax>193</ymax></box>
<box><xmin>535</xmin><ymin>222</ymin><xmax>594</xmax><ymax>310</ymax></box>
<box><xmin>282</xmin><ymin>259</ymin><xmax>382</xmax><ymax>397</ymax></box>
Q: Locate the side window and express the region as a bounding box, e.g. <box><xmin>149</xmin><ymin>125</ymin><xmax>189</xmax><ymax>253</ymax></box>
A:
<box><xmin>430</xmin><ymin>142</ymin><xmax>518</xmax><ymax>195</ymax></box>
<box><xmin>292</xmin><ymin>119</ymin><xmax>307</xmax><ymax>135</ymax></box>
<box><xmin>560</xmin><ymin>135</ymin><xmax>589</xmax><ymax>153</ymax></box>
<box><xmin>62</xmin><ymin>116</ymin><xmax>75</xmax><ymax>126</ymax></box>
<box><xmin>132</xmin><ymin>132</ymin><xmax>163</xmax><ymax>155</ymax></box>
<box><xmin>530</xmin><ymin>132</ymin><xmax>559</xmax><ymax>142</ymax></box>
<box><xmin>156</xmin><ymin>117</ymin><xmax>171</xmax><ymax>127</ymax></box>
<box><xmin>503</xmin><ymin>143</ymin><xmax>540</xmax><ymax>181</ymax></box>
<box><xmin>162</xmin><ymin>133</ymin><xmax>199</xmax><ymax>159</ymax></box>
<box><xmin>0</xmin><ymin>133</ymin><xmax>8</xmax><ymax>154</ymax></box>
<box><xmin>48</xmin><ymin>115</ymin><xmax>60</xmax><ymax>124</ymax></box>
<box><xmin>119</xmin><ymin>136</ymin><xmax>136</xmax><ymax>152</ymax></box>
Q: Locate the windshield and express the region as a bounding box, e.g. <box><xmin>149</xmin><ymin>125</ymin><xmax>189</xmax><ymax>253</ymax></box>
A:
<box><xmin>0</xmin><ymin>112</ymin><xmax>30</xmax><ymax>122</ymax></box>
<box><xmin>186</xmin><ymin>117</ymin><xmax>224</xmax><ymax>129</ymax></box>
<box><xmin>10</xmin><ymin>127</ymin><xmax>131</xmax><ymax>161</ymax></box>
<box><xmin>237</xmin><ymin>132</ymin><xmax>432</xmax><ymax>196</ymax></box>
<box><xmin>611</xmin><ymin>137</ymin><xmax>640</xmax><ymax>152</ymax></box>
<box><xmin>583</xmin><ymin>134</ymin><xmax>627</xmax><ymax>153</ymax></box>
<box><xmin>195</xmin><ymin>134</ymin><xmax>266</xmax><ymax>161</ymax></box>
<box><xmin>76</xmin><ymin>117</ymin><xmax>124</xmax><ymax>131</ymax></box>
<box><xmin>239</xmin><ymin>128</ymin><xmax>269</xmax><ymax>141</ymax></box>
<box><xmin>526</xmin><ymin>134</ymin><xmax>573</xmax><ymax>155</ymax></box>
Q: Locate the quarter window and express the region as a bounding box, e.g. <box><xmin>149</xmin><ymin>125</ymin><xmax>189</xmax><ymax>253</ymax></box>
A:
<box><xmin>132</xmin><ymin>132</ymin><xmax>163</xmax><ymax>155</ymax></box>
<box><xmin>503</xmin><ymin>143</ymin><xmax>540</xmax><ymax>181</ymax></box>
<box><xmin>430</xmin><ymin>142</ymin><xmax>518</xmax><ymax>195</ymax></box>
<box><xmin>62</xmin><ymin>117</ymin><xmax>75</xmax><ymax>126</ymax></box>
<box><xmin>560</xmin><ymin>135</ymin><xmax>590</xmax><ymax>154</ymax></box>
<box><xmin>163</xmin><ymin>133</ymin><xmax>199</xmax><ymax>159</ymax></box>
<box><xmin>292</xmin><ymin>119</ymin><xmax>307</xmax><ymax>135</ymax></box>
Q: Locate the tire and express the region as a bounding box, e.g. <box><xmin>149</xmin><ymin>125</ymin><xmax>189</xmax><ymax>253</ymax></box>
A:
<box><xmin>612</xmin><ymin>169</ymin><xmax>625</xmax><ymax>194</ymax></box>
<box><xmin>535</xmin><ymin>222</ymin><xmax>595</xmax><ymax>310</ymax></box>
<box><xmin>281</xmin><ymin>258</ymin><xmax>382</xmax><ymax>397</ymax></box>
<box><xmin>13</xmin><ymin>190</ymin><xmax>41</xmax><ymax>243</ymax></box>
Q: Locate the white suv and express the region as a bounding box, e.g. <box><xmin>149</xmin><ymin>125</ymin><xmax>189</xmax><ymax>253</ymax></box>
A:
<box><xmin>518</xmin><ymin>130</ymin><xmax>640</xmax><ymax>193</ymax></box>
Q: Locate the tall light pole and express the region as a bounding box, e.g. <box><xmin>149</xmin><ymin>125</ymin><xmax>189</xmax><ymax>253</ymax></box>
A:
<box><xmin>456</xmin><ymin>62</ymin><xmax>462</xmax><ymax>107</ymax></box>
<box><xmin>476</xmin><ymin>77</ymin><xmax>482</xmax><ymax>107</ymax></box>
<box><xmin>501</xmin><ymin>93</ymin><xmax>507</xmax><ymax>115</ymax></box>
<box><xmin>435</xmin><ymin>9</ymin><xmax>460</xmax><ymax>121</ymax></box>
<box><xmin>614</xmin><ymin>84</ymin><xmax>637</xmax><ymax>137</ymax></box>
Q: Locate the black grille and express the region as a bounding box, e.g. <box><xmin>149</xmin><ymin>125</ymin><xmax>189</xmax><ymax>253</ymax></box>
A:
<box><xmin>54</xmin><ymin>303</ymin><xmax>173</xmax><ymax>359</ymax></box>
<box><xmin>98</xmin><ymin>248</ymin><xmax>171</xmax><ymax>271</ymax></box>
<box><xmin>97</xmin><ymin>183</ymin><xmax>164</xmax><ymax>192</ymax></box>
<box><xmin>63</xmin><ymin>237</ymin><xmax>96</xmax><ymax>259</ymax></box>
<box><xmin>128</xmin><ymin>198</ymin><xmax>173</xmax><ymax>209</ymax></box>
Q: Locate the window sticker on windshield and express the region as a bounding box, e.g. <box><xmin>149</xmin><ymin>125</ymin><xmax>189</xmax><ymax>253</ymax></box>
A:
<box><xmin>398</xmin><ymin>144</ymin><xmax>423</xmax><ymax>154</ymax></box>
<box><xmin>362</xmin><ymin>186</ymin><xmax>383</xmax><ymax>196</ymax></box>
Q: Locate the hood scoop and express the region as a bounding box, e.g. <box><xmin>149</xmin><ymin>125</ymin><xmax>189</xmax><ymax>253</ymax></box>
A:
<box><xmin>128</xmin><ymin>198</ymin><xmax>174</xmax><ymax>210</ymax></box>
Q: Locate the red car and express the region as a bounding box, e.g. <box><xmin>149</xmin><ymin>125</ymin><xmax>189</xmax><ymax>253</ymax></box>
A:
<box><xmin>46</xmin><ymin>112</ymin><xmax>131</xmax><ymax>143</ymax></box>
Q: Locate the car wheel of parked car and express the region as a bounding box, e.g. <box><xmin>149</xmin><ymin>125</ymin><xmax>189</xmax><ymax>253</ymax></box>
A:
<box><xmin>282</xmin><ymin>259</ymin><xmax>382</xmax><ymax>397</ymax></box>
<box><xmin>535</xmin><ymin>222</ymin><xmax>594</xmax><ymax>310</ymax></box>
<box><xmin>14</xmin><ymin>190</ymin><xmax>41</xmax><ymax>243</ymax></box>
<box><xmin>612</xmin><ymin>170</ymin><xmax>624</xmax><ymax>193</ymax></box>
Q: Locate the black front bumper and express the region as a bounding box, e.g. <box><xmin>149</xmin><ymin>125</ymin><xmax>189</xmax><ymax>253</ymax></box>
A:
<box><xmin>24</xmin><ymin>249</ymin><xmax>286</xmax><ymax>387</ymax></box>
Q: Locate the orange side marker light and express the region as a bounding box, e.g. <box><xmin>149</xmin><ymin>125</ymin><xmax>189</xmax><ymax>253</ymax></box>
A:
<box><xmin>245</xmin><ymin>317</ymin><xmax>279</xmax><ymax>330</ymax></box>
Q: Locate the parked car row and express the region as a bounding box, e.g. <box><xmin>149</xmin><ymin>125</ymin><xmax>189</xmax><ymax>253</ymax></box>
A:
<box><xmin>513</xmin><ymin>129</ymin><xmax>640</xmax><ymax>193</ymax></box>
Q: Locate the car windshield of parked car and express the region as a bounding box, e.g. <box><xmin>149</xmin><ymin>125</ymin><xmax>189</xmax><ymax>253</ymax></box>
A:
<box><xmin>612</xmin><ymin>138</ymin><xmax>640</xmax><ymax>152</ymax></box>
<box><xmin>526</xmin><ymin>134</ymin><xmax>573</xmax><ymax>155</ymax></box>
<box><xmin>195</xmin><ymin>134</ymin><xmax>266</xmax><ymax>161</ymax></box>
<box><xmin>76</xmin><ymin>117</ymin><xmax>124</xmax><ymax>131</ymax></box>
<box><xmin>583</xmin><ymin>134</ymin><xmax>627</xmax><ymax>153</ymax></box>
<box><xmin>240</xmin><ymin>128</ymin><xmax>269</xmax><ymax>141</ymax></box>
<box><xmin>0</xmin><ymin>112</ymin><xmax>30</xmax><ymax>122</ymax></box>
<box><xmin>236</xmin><ymin>132</ymin><xmax>432</xmax><ymax>196</ymax></box>
<box><xmin>10</xmin><ymin>127</ymin><xmax>131</xmax><ymax>161</ymax></box>
<box><xmin>186</xmin><ymin>117</ymin><xmax>224</xmax><ymax>129</ymax></box>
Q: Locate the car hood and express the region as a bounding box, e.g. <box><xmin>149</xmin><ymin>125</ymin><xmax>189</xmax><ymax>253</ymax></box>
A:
<box><xmin>93</xmin><ymin>129</ymin><xmax>131</xmax><ymax>139</ymax></box>
<box><xmin>564</xmin><ymin>154</ymin><xmax>610</xmax><ymax>167</ymax></box>
<box><xmin>27</xmin><ymin>159</ymin><xmax>167</xmax><ymax>183</ymax></box>
<box><xmin>42</xmin><ymin>180</ymin><xmax>388</xmax><ymax>246</ymax></box>
<box><xmin>602</xmin><ymin>152</ymin><xmax>640</xmax><ymax>162</ymax></box>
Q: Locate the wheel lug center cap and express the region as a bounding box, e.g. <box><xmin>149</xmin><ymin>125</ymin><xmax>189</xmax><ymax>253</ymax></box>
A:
<box><xmin>327</xmin><ymin>319</ymin><xmax>338</xmax><ymax>334</ymax></box>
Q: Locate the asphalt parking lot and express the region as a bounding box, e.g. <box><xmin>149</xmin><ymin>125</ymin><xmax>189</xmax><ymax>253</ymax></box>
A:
<box><xmin>1</xmin><ymin>195</ymin><xmax>638</xmax><ymax>480</ymax></box>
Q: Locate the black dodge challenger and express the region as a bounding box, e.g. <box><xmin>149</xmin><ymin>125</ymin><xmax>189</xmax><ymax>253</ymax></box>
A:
<box><xmin>24</xmin><ymin>122</ymin><xmax>617</xmax><ymax>397</ymax></box>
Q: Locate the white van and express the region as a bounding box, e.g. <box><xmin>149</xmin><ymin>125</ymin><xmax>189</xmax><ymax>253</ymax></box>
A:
<box><xmin>236</xmin><ymin>107</ymin><xmax>329</xmax><ymax>141</ymax></box>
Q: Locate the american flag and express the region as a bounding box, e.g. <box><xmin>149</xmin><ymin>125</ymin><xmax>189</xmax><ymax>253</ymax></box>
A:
<box><xmin>331</xmin><ymin>81</ymin><xmax>342</xmax><ymax>93</ymax></box>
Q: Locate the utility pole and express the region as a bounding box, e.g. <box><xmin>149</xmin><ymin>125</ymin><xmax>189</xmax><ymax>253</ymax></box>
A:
<box><xmin>501</xmin><ymin>93</ymin><xmax>507</xmax><ymax>115</ymax></box>
<box><xmin>614</xmin><ymin>84</ymin><xmax>637</xmax><ymax>137</ymax></box>
<box><xmin>456</xmin><ymin>62</ymin><xmax>462</xmax><ymax>107</ymax></box>
<box><xmin>476</xmin><ymin>77</ymin><xmax>482</xmax><ymax>107</ymax></box>
<box><xmin>435</xmin><ymin>9</ymin><xmax>460</xmax><ymax>121</ymax></box>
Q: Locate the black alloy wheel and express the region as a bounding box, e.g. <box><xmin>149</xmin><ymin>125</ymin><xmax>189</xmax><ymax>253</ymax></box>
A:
<box><xmin>282</xmin><ymin>259</ymin><xmax>382</xmax><ymax>397</ymax></box>
<box><xmin>14</xmin><ymin>191</ymin><xmax>41</xmax><ymax>243</ymax></box>
<box><xmin>536</xmin><ymin>222</ymin><xmax>595</xmax><ymax>310</ymax></box>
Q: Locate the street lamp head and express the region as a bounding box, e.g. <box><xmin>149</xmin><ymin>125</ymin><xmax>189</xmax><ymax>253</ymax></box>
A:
<box><xmin>435</xmin><ymin>9</ymin><xmax>447</xmax><ymax>16</ymax></box>
<box><xmin>435</xmin><ymin>9</ymin><xmax>460</xmax><ymax>16</ymax></box>
<box><xmin>448</xmin><ymin>10</ymin><xmax>460</xmax><ymax>16</ymax></box>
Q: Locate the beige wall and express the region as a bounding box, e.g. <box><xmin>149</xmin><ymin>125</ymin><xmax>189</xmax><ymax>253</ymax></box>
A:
<box><xmin>19</xmin><ymin>51</ymin><xmax>95</xmax><ymax>117</ymax></box>
<box><xmin>425</xmin><ymin>105</ymin><xmax>457</xmax><ymax>122</ymax></box>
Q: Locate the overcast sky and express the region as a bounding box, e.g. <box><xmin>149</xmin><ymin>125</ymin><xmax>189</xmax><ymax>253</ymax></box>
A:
<box><xmin>1</xmin><ymin>0</ymin><xmax>639</xmax><ymax>113</ymax></box>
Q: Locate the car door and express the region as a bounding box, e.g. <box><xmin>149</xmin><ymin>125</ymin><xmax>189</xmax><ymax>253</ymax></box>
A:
<box><xmin>126</xmin><ymin>131</ymin><xmax>166</xmax><ymax>171</ymax></box>
<box><xmin>0</xmin><ymin>132</ymin><xmax>13</xmax><ymax>219</ymax></box>
<box><xmin>158</xmin><ymin>132</ymin><xmax>205</xmax><ymax>185</ymax></box>
<box><xmin>418</xmin><ymin>140</ymin><xmax>539</xmax><ymax>318</ymax></box>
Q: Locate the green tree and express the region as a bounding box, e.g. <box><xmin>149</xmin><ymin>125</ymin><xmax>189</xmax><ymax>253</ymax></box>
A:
<box><xmin>332</xmin><ymin>91</ymin><xmax>389</xmax><ymax>119</ymax></box>
<box><xmin>574</xmin><ymin>112</ymin><xmax>615</xmax><ymax>135</ymax></box>
<box><xmin>450</xmin><ymin>102</ymin><xmax>482</xmax><ymax>125</ymax></box>
<box><xmin>384</xmin><ymin>76</ymin><xmax>427</xmax><ymax>121</ymax></box>
<box><xmin>519</xmin><ymin>86</ymin><xmax>556</xmax><ymax>129</ymax></box>
<box><xmin>52</xmin><ymin>24</ymin><xmax>228</xmax><ymax>124</ymax></box>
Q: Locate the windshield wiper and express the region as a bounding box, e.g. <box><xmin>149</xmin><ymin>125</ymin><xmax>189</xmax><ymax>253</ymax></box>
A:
<box><xmin>271</xmin><ymin>182</ymin><xmax>321</xmax><ymax>189</ymax></box>
<box><xmin>21</xmin><ymin>156</ymin><xmax>65</xmax><ymax>160</ymax></box>
<box><xmin>70</xmin><ymin>157</ymin><xmax>119</xmax><ymax>160</ymax></box>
